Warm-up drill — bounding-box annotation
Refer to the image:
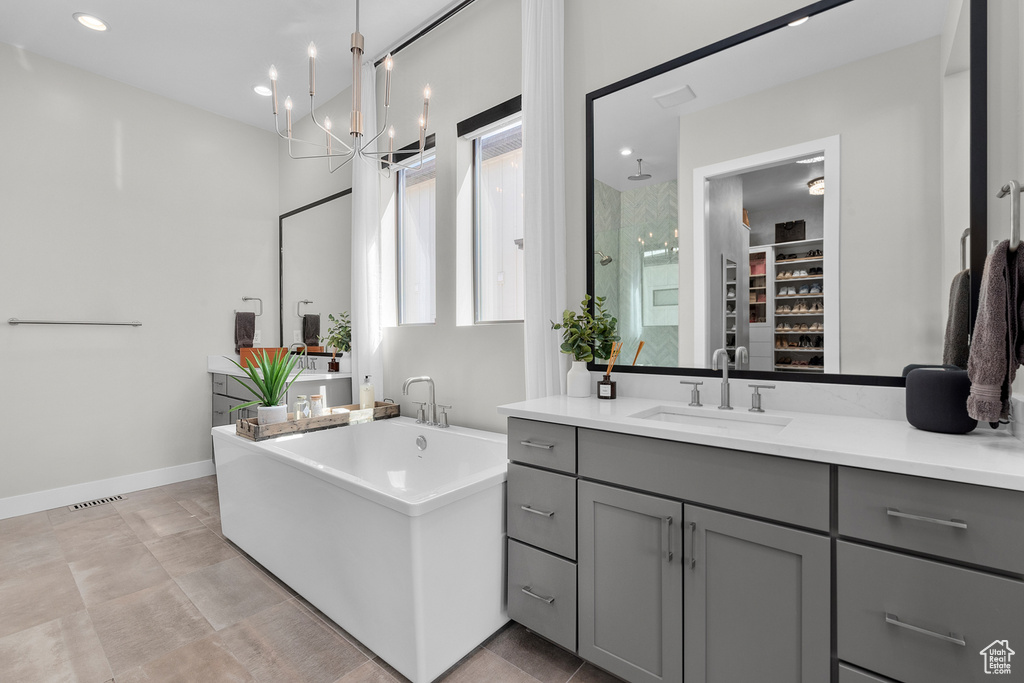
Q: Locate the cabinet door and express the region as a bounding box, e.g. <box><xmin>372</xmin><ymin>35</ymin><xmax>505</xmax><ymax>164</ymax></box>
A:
<box><xmin>578</xmin><ymin>481</ymin><xmax>683</xmax><ymax>683</ymax></box>
<box><xmin>684</xmin><ymin>505</ymin><xmax>830</xmax><ymax>683</ymax></box>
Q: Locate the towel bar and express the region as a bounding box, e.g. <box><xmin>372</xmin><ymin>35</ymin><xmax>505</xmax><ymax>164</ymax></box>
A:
<box><xmin>298</xmin><ymin>299</ymin><xmax>313</xmax><ymax>317</ymax></box>
<box><xmin>8</xmin><ymin>318</ymin><xmax>142</xmax><ymax>327</ymax></box>
<box><xmin>241</xmin><ymin>296</ymin><xmax>263</xmax><ymax>316</ymax></box>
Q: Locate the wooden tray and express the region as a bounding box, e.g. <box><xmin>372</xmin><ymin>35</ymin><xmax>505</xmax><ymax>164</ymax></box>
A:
<box><xmin>235</xmin><ymin>401</ymin><xmax>400</xmax><ymax>441</ymax></box>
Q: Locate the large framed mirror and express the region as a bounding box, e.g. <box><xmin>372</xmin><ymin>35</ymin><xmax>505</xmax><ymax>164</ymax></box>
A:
<box><xmin>586</xmin><ymin>0</ymin><xmax>986</xmax><ymax>385</ymax></box>
<box><xmin>279</xmin><ymin>189</ymin><xmax>352</xmax><ymax>349</ymax></box>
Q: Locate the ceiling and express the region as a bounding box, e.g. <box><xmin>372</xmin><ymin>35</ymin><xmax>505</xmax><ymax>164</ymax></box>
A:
<box><xmin>0</xmin><ymin>0</ymin><xmax>462</xmax><ymax>131</ymax></box>
<box><xmin>593</xmin><ymin>0</ymin><xmax>954</xmax><ymax>192</ymax></box>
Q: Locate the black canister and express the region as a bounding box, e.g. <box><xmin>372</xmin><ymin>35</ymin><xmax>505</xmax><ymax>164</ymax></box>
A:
<box><xmin>905</xmin><ymin>368</ymin><xmax>977</xmax><ymax>434</ymax></box>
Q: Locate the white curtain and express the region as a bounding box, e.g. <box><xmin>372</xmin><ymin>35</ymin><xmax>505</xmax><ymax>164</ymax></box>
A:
<box><xmin>351</xmin><ymin>60</ymin><xmax>385</xmax><ymax>402</ymax></box>
<box><xmin>522</xmin><ymin>0</ymin><xmax>568</xmax><ymax>398</ymax></box>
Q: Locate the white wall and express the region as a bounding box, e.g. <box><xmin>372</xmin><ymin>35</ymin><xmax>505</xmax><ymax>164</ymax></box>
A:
<box><xmin>376</xmin><ymin>0</ymin><xmax>525</xmax><ymax>432</ymax></box>
<box><xmin>0</xmin><ymin>43</ymin><xmax>279</xmax><ymax>500</ymax></box>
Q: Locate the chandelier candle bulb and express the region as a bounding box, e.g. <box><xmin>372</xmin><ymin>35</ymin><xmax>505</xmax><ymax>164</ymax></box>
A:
<box><xmin>285</xmin><ymin>96</ymin><xmax>293</xmax><ymax>138</ymax></box>
<box><xmin>421</xmin><ymin>85</ymin><xmax>430</xmax><ymax>131</ymax></box>
<box><xmin>384</xmin><ymin>54</ymin><xmax>393</xmax><ymax>108</ymax></box>
<box><xmin>325</xmin><ymin>116</ymin><xmax>332</xmax><ymax>154</ymax></box>
<box><xmin>388</xmin><ymin>126</ymin><xmax>395</xmax><ymax>163</ymax></box>
<box><xmin>269</xmin><ymin>65</ymin><xmax>278</xmax><ymax>114</ymax></box>
<box><xmin>308</xmin><ymin>43</ymin><xmax>317</xmax><ymax>96</ymax></box>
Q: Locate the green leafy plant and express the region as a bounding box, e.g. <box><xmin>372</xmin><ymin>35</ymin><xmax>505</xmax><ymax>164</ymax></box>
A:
<box><xmin>551</xmin><ymin>295</ymin><xmax>620</xmax><ymax>362</ymax></box>
<box><xmin>319</xmin><ymin>312</ymin><xmax>352</xmax><ymax>358</ymax></box>
<box><xmin>228</xmin><ymin>349</ymin><xmax>303</xmax><ymax>411</ymax></box>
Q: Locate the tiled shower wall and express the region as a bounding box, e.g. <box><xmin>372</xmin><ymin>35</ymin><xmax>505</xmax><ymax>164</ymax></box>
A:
<box><xmin>594</xmin><ymin>179</ymin><xmax>679</xmax><ymax>368</ymax></box>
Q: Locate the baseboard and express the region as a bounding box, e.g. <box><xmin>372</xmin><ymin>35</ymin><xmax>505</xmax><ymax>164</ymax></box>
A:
<box><xmin>0</xmin><ymin>459</ymin><xmax>216</xmax><ymax>521</ymax></box>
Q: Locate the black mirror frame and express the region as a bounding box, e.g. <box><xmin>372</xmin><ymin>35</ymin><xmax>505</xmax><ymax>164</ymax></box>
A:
<box><xmin>585</xmin><ymin>0</ymin><xmax>987</xmax><ymax>387</ymax></box>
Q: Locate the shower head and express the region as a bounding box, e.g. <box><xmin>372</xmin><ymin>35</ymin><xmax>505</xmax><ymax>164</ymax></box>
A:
<box><xmin>595</xmin><ymin>250</ymin><xmax>613</xmax><ymax>266</ymax></box>
<box><xmin>628</xmin><ymin>158</ymin><xmax>651</xmax><ymax>181</ymax></box>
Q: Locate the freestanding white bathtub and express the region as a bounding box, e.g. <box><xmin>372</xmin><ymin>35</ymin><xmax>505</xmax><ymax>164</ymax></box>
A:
<box><xmin>211</xmin><ymin>418</ymin><xmax>509</xmax><ymax>683</ymax></box>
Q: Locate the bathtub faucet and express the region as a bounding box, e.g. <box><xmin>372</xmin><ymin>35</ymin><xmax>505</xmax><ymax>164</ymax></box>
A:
<box><xmin>402</xmin><ymin>376</ymin><xmax>437</xmax><ymax>426</ymax></box>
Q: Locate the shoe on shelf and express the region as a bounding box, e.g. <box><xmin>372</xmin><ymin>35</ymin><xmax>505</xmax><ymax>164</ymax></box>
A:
<box><xmin>727</xmin><ymin>286</ymin><xmax>736</xmax><ymax>299</ymax></box>
<box><xmin>797</xmin><ymin>285</ymin><xmax>810</xmax><ymax>295</ymax></box>
<box><xmin>796</xmin><ymin>270</ymin><xmax>808</xmax><ymax>277</ymax></box>
<box><xmin>788</xmin><ymin>287</ymin><xmax>798</xmax><ymax>296</ymax></box>
<box><xmin>783</xmin><ymin>323</ymin><xmax>793</xmax><ymax>331</ymax></box>
<box><xmin>814</xmin><ymin>335</ymin><xmax>823</xmax><ymax>348</ymax></box>
<box><xmin>810</xmin><ymin>283</ymin><xmax>822</xmax><ymax>294</ymax></box>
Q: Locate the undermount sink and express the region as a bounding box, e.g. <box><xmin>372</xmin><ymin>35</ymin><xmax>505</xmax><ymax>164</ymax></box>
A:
<box><xmin>629</xmin><ymin>405</ymin><xmax>792</xmax><ymax>436</ymax></box>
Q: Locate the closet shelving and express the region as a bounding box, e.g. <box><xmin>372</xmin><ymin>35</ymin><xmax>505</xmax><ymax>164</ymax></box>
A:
<box><xmin>772</xmin><ymin>237</ymin><xmax>824</xmax><ymax>373</ymax></box>
<box><xmin>748</xmin><ymin>252</ymin><xmax>766</xmax><ymax>324</ymax></box>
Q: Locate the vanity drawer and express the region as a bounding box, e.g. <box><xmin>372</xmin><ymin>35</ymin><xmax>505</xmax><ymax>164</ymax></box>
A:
<box><xmin>212</xmin><ymin>373</ymin><xmax>229</xmax><ymax>395</ymax></box>
<box><xmin>837</xmin><ymin>541</ymin><xmax>1024</xmax><ymax>683</ymax></box>
<box><xmin>838</xmin><ymin>663</ymin><xmax>899</xmax><ymax>683</ymax></box>
<box><xmin>578</xmin><ymin>428</ymin><xmax>830</xmax><ymax>531</ymax></box>
<box><xmin>507</xmin><ymin>539</ymin><xmax>577</xmax><ymax>652</ymax></box>
<box><xmin>507</xmin><ymin>418</ymin><xmax>576</xmax><ymax>473</ymax></box>
<box><xmin>838</xmin><ymin>467</ymin><xmax>1024</xmax><ymax>573</ymax></box>
<box><xmin>212</xmin><ymin>393</ymin><xmax>234</xmax><ymax>428</ymax></box>
<box><xmin>507</xmin><ymin>463</ymin><xmax>577</xmax><ymax>559</ymax></box>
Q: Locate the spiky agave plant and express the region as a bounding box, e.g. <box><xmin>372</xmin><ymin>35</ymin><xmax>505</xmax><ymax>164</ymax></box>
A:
<box><xmin>228</xmin><ymin>349</ymin><xmax>304</xmax><ymax>412</ymax></box>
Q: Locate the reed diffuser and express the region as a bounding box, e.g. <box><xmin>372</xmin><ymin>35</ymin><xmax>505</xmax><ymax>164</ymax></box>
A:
<box><xmin>598</xmin><ymin>342</ymin><xmax>623</xmax><ymax>400</ymax></box>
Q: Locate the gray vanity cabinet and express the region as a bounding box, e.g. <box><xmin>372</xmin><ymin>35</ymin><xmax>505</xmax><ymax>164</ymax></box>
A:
<box><xmin>683</xmin><ymin>505</ymin><xmax>830</xmax><ymax>683</ymax></box>
<box><xmin>578</xmin><ymin>480</ymin><xmax>683</xmax><ymax>683</ymax></box>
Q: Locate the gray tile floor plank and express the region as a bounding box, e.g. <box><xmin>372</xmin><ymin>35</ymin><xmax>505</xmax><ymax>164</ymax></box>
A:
<box><xmin>0</xmin><ymin>610</ymin><xmax>112</xmax><ymax>682</ymax></box>
<box><xmin>175</xmin><ymin>556</ymin><xmax>289</xmax><ymax>631</ymax></box>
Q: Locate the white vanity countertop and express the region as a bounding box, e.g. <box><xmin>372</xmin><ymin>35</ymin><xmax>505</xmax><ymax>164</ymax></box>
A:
<box><xmin>207</xmin><ymin>355</ymin><xmax>351</xmax><ymax>382</ymax></box>
<box><xmin>498</xmin><ymin>396</ymin><xmax>1024</xmax><ymax>491</ymax></box>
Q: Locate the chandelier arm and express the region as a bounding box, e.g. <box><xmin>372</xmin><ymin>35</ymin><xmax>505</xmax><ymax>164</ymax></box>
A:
<box><xmin>307</xmin><ymin>95</ymin><xmax>355</xmax><ymax>152</ymax></box>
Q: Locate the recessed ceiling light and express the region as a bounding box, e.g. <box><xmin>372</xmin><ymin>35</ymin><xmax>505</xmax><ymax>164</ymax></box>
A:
<box><xmin>73</xmin><ymin>13</ymin><xmax>108</xmax><ymax>31</ymax></box>
<box><xmin>620</xmin><ymin>147</ymin><xmax>633</xmax><ymax>156</ymax></box>
<box><xmin>788</xmin><ymin>16</ymin><xmax>810</xmax><ymax>27</ymax></box>
<box><xmin>796</xmin><ymin>155</ymin><xmax>825</xmax><ymax>164</ymax></box>
<box><xmin>253</xmin><ymin>85</ymin><xmax>273</xmax><ymax>97</ymax></box>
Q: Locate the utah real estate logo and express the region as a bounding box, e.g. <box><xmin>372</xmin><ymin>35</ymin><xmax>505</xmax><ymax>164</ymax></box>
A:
<box><xmin>980</xmin><ymin>640</ymin><xmax>1015</xmax><ymax>675</ymax></box>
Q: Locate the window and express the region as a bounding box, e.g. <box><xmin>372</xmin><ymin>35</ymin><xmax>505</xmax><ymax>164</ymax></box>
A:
<box><xmin>474</xmin><ymin>119</ymin><xmax>524</xmax><ymax>322</ymax></box>
<box><xmin>397</xmin><ymin>153</ymin><xmax>436</xmax><ymax>325</ymax></box>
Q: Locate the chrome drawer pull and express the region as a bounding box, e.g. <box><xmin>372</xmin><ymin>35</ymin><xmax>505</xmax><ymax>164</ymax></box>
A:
<box><xmin>520</xmin><ymin>440</ymin><xmax>555</xmax><ymax>450</ymax></box>
<box><xmin>886</xmin><ymin>507</ymin><xmax>968</xmax><ymax>529</ymax></box>
<box><xmin>521</xmin><ymin>505</ymin><xmax>555</xmax><ymax>517</ymax></box>
<box><xmin>521</xmin><ymin>586</ymin><xmax>555</xmax><ymax>604</ymax></box>
<box><xmin>884</xmin><ymin>613</ymin><xmax>966</xmax><ymax>646</ymax></box>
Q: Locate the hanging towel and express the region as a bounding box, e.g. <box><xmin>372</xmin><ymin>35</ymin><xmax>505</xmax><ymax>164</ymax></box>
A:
<box><xmin>967</xmin><ymin>240</ymin><xmax>1022</xmax><ymax>423</ymax></box>
<box><xmin>943</xmin><ymin>269</ymin><xmax>971</xmax><ymax>369</ymax></box>
<box><xmin>234</xmin><ymin>312</ymin><xmax>255</xmax><ymax>353</ymax></box>
<box><xmin>302</xmin><ymin>314</ymin><xmax>320</xmax><ymax>347</ymax></box>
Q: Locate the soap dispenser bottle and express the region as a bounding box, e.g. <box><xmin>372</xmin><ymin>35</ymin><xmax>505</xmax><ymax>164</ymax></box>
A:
<box><xmin>359</xmin><ymin>375</ymin><xmax>375</xmax><ymax>410</ymax></box>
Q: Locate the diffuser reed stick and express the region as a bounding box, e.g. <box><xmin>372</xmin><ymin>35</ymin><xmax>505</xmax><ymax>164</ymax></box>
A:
<box><xmin>605</xmin><ymin>342</ymin><xmax>623</xmax><ymax>376</ymax></box>
<box><xmin>631</xmin><ymin>341</ymin><xmax>645</xmax><ymax>366</ymax></box>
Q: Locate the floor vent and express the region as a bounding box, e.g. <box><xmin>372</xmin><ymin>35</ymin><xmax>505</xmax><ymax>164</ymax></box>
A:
<box><xmin>68</xmin><ymin>495</ymin><xmax>124</xmax><ymax>511</ymax></box>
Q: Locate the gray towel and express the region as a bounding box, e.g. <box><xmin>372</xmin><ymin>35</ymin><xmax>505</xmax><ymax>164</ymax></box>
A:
<box><xmin>967</xmin><ymin>240</ymin><xmax>1022</xmax><ymax>422</ymax></box>
<box><xmin>302</xmin><ymin>314</ymin><xmax>320</xmax><ymax>347</ymax></box>
<box><xmin>943</xmin><ymin>269</ymin><xmax>970</xmax><ymax>369</ymax></box>
<box><xmin>235</xmin><ymin>312</ymin><xmax>255</xmax><ymax>353</ymax></box>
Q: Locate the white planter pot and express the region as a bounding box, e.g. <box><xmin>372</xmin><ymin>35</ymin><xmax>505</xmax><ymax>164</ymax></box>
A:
<box><xmin>566</xmin><ymin>360</ymin><xmax>591</xmax><ymax>398</ymax></box>
<box><xmin>257</xmin><ymin>404</ymin><xmax>288</xmax><ymax>425</ymax></box>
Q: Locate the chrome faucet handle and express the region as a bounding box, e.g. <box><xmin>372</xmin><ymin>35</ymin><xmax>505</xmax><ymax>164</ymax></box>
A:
<box><xmin>679</xmin><ymin>381</ymin><xmax>704</xmax><ymax>407</ymax></box>
<box><xmin>748</xmin><ymin>384</ymin><xmax>776</xmax><ymax>413</ymax></box>
<box><xmin>412</xmin><ymin>401</ymin><xmax>427</xmax><ymax>424</ymax></box>
<box><xmin>436</xmin><ymin>405</ymin><xmax>452</xmax><ymax>428</ymax></box>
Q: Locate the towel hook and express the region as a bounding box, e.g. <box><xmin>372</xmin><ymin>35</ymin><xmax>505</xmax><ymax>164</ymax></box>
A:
<box><xmin>297</xmin><ymin>299</ymin><xmax>313</xmax><ymax>317</ymax></box>
<box><xmin>996</xmin><ymin>180</ymin><xmax>1020</xmax><ymax>252</ymax></box>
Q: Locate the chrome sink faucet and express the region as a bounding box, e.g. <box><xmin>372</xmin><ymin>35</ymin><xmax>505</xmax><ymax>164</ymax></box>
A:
<box><xmin>711</xmin><ymin>346</ymin><xmax>748</xmax><ymax>410</ymax></box>
<box><xmin>403</xmin><ymin>376</ymin><xmax>436</xmax><ymax>426</ymax></box>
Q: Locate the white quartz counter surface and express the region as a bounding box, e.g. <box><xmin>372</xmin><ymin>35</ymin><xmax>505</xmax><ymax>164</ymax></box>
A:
<box><xmin>498</xmin><ymin>396</ymin><xmax>1024</xmax><ymax>491</ymax></box>
<box><xmin>207</xmin><ymin>355</ymin><xmax>351</xmax><ymax>382</ymax></box>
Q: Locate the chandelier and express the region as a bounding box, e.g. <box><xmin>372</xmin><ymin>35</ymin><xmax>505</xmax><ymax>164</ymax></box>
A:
<box><xmin>265</xmin><ymin>0</ymin><xmax>430</xmax><ymax>174</ymax></box>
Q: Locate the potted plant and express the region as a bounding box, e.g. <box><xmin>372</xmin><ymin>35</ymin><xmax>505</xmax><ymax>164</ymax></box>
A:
<box><xmin>319</xmin><ymin>312</ymin><xmax>352</xmax><ymax>372</ymax></box>
<box><xmin>551</xmin><ymin>295</ymin><xmax>619</xmax><ymax>397</ymax></box>
<box><xmin>228</xmin><ymin>348</ymin><xmax>304</xmax><ymax>425</ymax></box>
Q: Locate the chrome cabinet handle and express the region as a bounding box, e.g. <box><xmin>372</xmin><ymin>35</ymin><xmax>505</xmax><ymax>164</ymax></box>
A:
<box><xmin>521</xmin><ymin>586</ymin><xmax>555</xmax><ymax>604</ymax></box>
<box><xmin>214</xmin><ymin>410</ymin><xmax>225</xmax><ymax>415</ymax></box>
<box><xmin>662</xmin><ymin>516</ymin><xmax>673</xmax><ymax>562</ymax></box>
<box><xmin>687</xmin><ymin>521</ymin><xmax>696</xmax><ymax>569</ymax></box>
<box><xmin>521</xmin><ymin>505</ymin><xmax>554</xmax><ymax>517</ymax></box>
<box><xmin>885</xmin><ymin>613</ymin><xmax>966</xmax><ymax>646</ymax></box>
<box><xmin>520</xmin><ymin>440</ymin><xmax>555</xmax><ymax>450</ymax></box>
<box><xmin>886</xmin><ymin>507</ymin><xmax>968</xmax><ymax>529</ymax></box>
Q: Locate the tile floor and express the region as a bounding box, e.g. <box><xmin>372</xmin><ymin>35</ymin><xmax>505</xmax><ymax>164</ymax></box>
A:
<box><xmin>0</xmin><ymin>476</ymin><xmax>623</xmax><ymax>683</ymax></box>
